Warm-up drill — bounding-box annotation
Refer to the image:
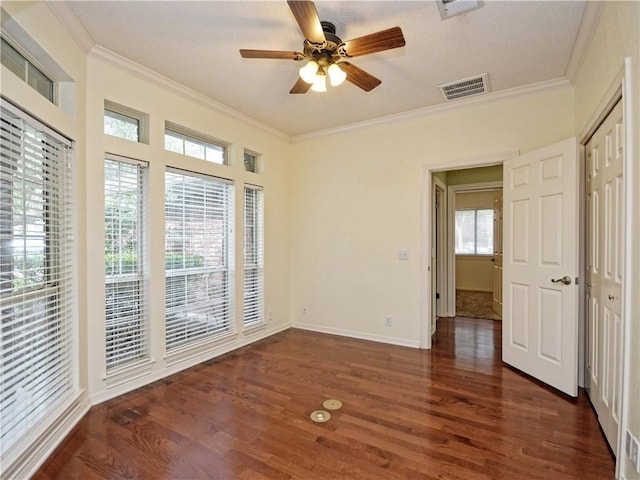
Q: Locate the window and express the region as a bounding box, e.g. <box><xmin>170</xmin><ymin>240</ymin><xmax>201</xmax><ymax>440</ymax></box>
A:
<box><xmin>0</xmin><ymin>102</ymin><xmax>74</xmax><ymax>455</ymax></box>
<box><xmin>164</xmin><ymin>125</ymin><xmax>226</xmax><ymax>165</ymax></box>
<box><xmin>455</xmin><ymin>209</ymin><xmax>494</xmax><ymax>255</ymax></box>
<box><xmin>103</xmin><ymin>101</ymin><xmax>148</xmax><ymax>143</ymax></box>
<box><xmin>243</xmin><ymin>152</ymin><xmax>257</xmax><ymax>173</ymax></box>
<box><xmin>1</xmin><ymin>37</ymin><xmax>54</xmax><ymax>103</ymax></box>
<box><xmin>104</xmin><ymin>157</ymin><xmax>148</xmax><ymax>370</ymax></box>
<box><xmin>243</xmin><ymin>186</ymin><xmax>263</xmax><ymax>326</ymax></box>
<box><xmin>104</xmin><ymin>109</ymin><xmax>140</xmax><ymax>142</ymax></box>
<box><xmin>164</xmin><ymin>169</ymin><xmax>234</xmax><ymax>350</ymax></box>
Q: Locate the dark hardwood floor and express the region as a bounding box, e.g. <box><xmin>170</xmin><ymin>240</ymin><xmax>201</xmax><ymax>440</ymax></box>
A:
<box><xmin>34</xmin><ymin>317</ymin><xmax>614</xmax><ymax>479</ymax></box>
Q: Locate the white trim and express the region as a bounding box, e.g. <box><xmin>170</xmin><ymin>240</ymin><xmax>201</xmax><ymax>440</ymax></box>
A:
<box><xmin>291</xmin><ymin>78</ymin><xmax>570</xmax><ymax>143</ymax></box>
<box><xmin>421</xmin><ymin>151</ymin><xmax>516</xmax><ymax>349</ymax></box>
<box><xmin>44</xmin><ymin>1</ymin><xmax>95</xmax><ymax>53</ymax></box>
<box><xmin>618</xmin><ymin>56</ymin><xmax>633</xmax><ymax>480</ymax></box>
<box><xmin>2</xmin><ymin>393</ymin><xmax>90</xmax><ymax>480</ymax></box>
<box><xmin>579</xmin><ymin>64</ymin><xmax>625</xmax><ymax>143</ymax></box>
<box><xmin>103</xmin><ymin>359</ymin><xmax>156</xmax><ymax>389</ymax></box>
<box><xmin>565</xmin><ymin>2</ymin><xmax>605</xmax><ymax>84</ymax></box>
<box><xmin>447</xmin><ymin>181</ymin><xmax>503</xmax><ymax>316</ymax></box>
<box><xmin>89</xmin><ymin>45</ymin><xmax>289</xmax><ymax>142</ymax></box>
<box><xmin>576</xmin><ymin>57</ymin><xmax>632</xmax><ymax>479</ymax></box>
<box><xmin>292</xmin><ymin>323</ymin><xmax>420</xmax><ymax>349</ymax></box>
<box><xmin>433</xmin><ymin>177</ymin><xmax>448</xmax><ymax>318</ymax></box>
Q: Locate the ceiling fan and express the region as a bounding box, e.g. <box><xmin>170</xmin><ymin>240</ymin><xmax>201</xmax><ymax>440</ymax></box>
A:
<box><xmin>239</xmin><ymin>0</ymin><xmax>406</xmax><ymax>94</ymax></box>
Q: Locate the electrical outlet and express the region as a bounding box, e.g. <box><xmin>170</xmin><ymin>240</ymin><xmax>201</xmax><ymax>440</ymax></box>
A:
<box><xmin>398</xmin><ymin>249</ymin><xmax>409</xmax><ymax>260</ymax></box>
<box><xmin>385</xmin><ymin>315</ymin><xmax>392</xmax><ymax>327</ymax></box>
<box><xmin>268</xmin><ymin>310</ymin><xmax>273</xmax><ymax>322</ymax></box>
<box><xmin>302</xmin><ymin>306</ymin><xmax>308</xmax><ymax>316</ymax></box>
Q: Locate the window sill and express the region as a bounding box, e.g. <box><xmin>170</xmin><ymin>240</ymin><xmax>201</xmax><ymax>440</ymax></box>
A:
<box><xmin>164</xmin><ymin>330</ymin><xmax>238</xmax><ymax>367</ymax></box>
<box><xmin>103</xmin><ymin>359</ymin><xmax>156</xmax><ymax>389</ymax></box>
<box><xmin>243</xmin><ymin>321</ymin><xmax>266</xmax><ymax>336</ymax></box>
<box><xmin>455</xmin><ymin>254</ymin><xmax>494</xmax><ymax>260</ymax></box>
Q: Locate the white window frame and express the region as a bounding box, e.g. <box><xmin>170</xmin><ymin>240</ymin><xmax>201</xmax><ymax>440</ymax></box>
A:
<box><xmin>104</xmin><ymin>155</ymin><xmax>149</xmax><ymax>372</ymax></box>
<box><xmin>164</xmin><ymin>168</ymin><xmax>234</xmax><ymax>351</ymax></box>
<box><xmin>164</xmin><ymin>122</ymin><xmax>228</xmax><ymax>165</ymax></box>
<box><xmin>0</xmin><ymin>100</ymin><xmax>76</xmax><ymax>466</ymax></box>
<box><xmin>103</xmin><ymin>100</ymin><xmax>149</xmax><ymax>144</ymax></box>
<box><xmin>454</xmin><ymin>207</ymin><xmax>494</xmax><ymax>256</ymax></box>
<box><xmin>1</xmin><ymin>36</ymin><xmax>56</xmax><ymax>104</ymax></box>
<box><xmin>243</xmin><ymin>150</ymin><xmax>259</xmax><ymax>173</ymax></box>
<box><xmin>243</xmin><ymin>185</ymin><xmax>264</xmax><ymax>327</ymax></box>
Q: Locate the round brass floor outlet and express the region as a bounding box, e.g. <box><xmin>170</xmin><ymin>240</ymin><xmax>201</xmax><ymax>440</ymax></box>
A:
<box><xmin>310</xmin><ymin>410</ymin><xmax>331</xmax><ymax>423</ymax></box>
<box><xmin>323</xmin><ymin>399</ymin><xmax>343</xmax><ymax>410</ymax></box>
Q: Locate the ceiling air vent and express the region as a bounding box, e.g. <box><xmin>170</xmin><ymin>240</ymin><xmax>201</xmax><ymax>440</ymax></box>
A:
<box><xmin>437</xmin><ymin>0</ymin><xmax>483</xmax><ymax>20</ymax></box>
<box><xmin>439</xmin><ymin>74</ymin><xmax>488</xmax><ymax>101</ymax></box>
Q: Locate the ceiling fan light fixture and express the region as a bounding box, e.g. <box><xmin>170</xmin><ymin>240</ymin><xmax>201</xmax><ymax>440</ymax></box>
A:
<box><xmin>299</xmin><ymin>60</ymin><xmax>319</xmax><ymax>84</ymax></box>
<box><xmin>310</xmin><ymin>71</ymin><xmax>327</xmax><ymax>92</ymax></box>
<box><xmin>328</xmin><ymin>63</ymin><xmax>347</xmax><ymax>86</ymax></box>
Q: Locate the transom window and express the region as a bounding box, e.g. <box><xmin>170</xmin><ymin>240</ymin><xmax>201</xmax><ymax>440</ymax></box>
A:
<box><xmin>243</xmin><ymin>152</ymin><xmax>257</xmax><ymax>173</ymax></box>
<box><xmin>104</xmin><ymin>109</ymin><xmax>140</xmax><ymax>142</ymax></box>
<box><xmin>1</xmin><ymin>37</ymin><xmax>54</xmax><ymax>103</ymax></box>
<box><xmin>164</xmin><ymin>127</ymin><xmax>226</xmax><ymax>165</ymax></box>
<box><xmin>455</xmin><ymin>208</ymin><xmax>494</xmax><ymax>255</ymax></box>
<box><xmin>103</xmin><ymin>101</ymin><xmax>148</xmax><ymax>143</ymax></box>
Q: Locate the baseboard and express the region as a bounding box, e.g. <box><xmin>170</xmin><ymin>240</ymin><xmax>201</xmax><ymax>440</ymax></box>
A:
<box><xmin>4</xmin><ymin>393</ymin><xmax>91</xmax><ymax>480</ymax></box>
<box><xmin>292</xmin><ymin>323</ymin><xmax>420</xmax><ymax>349</ymax></box>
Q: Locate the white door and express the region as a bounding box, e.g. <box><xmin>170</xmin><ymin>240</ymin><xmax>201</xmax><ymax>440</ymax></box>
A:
<box><xmin>585</xmin><ymin>100</ymin><xmax>624</xmax><ymax>453</ymax></box>
<box><xmin>503</xmin><ymin>138</ymin><xmax>579</xmax><ymax>397</ymax></box>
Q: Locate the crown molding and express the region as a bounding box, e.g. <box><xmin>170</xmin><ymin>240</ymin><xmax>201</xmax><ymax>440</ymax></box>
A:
<box><xmin>44</xmin><ymin>1</ymin><xmax>95</xmax><ymax>53</ymax></box>
<box><xmin>88</xmin><ymin>45</ymin><xmax>289</xmax><ymax>142</ymax></box>
<box><xmin>565</xmin><ymin>1</ymin><xmax>605</xmax><ymax>84</ymax></box>
<box><xmin>291</xmin><ymin>77</ymin><xmax>572</xmax><ymax>143</ymax></box>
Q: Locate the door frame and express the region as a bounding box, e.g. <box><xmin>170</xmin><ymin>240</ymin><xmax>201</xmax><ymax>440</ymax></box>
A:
<box><xmin>578</xmin><ymin>57</ymin><xmax>633</xmax><ymax>478</ymax></box>
<box><xmin>433</xmin><ymin>177</ymin><xmax>448</xmax><ymax>320</ymax></box>
<box><xmin>420</xmin><ymin>151</ymin><xmax>518</xmax><ymax>349</ymax></box>
<box><xmin>447</xmin><ymin>181</ymin><xmax>503</xmax><ymax>316</ymax></box>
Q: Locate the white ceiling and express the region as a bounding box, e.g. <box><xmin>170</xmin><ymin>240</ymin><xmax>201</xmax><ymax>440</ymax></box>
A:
<box><xmin>62</xmin><ymin>1</ymin><xmax>587</xmax><ymax>138</ymax></box>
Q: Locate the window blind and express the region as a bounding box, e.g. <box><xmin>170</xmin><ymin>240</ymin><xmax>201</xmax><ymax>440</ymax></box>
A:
<box><xmin>104</xmin><ymin>157</ymin><xmax>148</xmax><ymax>370</ymax></box>
<box><xmin>455</xmin><ymin>208</ymin><xmax>494</xmax><ymax>255</ymax></box>
<box><xmin>0</xmin><ymin>101</ymin><xmax>74</xmax><ymax>456</ymax></box>
<box><xmin>164</xmin><ymin>169</ymin><xmax>233</xmax><ymax>350</ymax></box>
<box><xmin>243</xmin><ymin>186</ymin><xmax>263</xmax><ymax>326</ymax></box>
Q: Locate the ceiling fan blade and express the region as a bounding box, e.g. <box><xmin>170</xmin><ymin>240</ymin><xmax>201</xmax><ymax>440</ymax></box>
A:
<box><xmin>340</xmin><ymin>62</ymin><xmax>382</xmax><ymax>92</ymax></box>
<box><xmin>341</xmin><ymin>26</ymin><xmax>406</xmax><ymax>57</ymax></box>
<box><xmin>240</xmin><ymin>49</ymin><xmax>303</xmax><ymax>60</ymax></box>
<box><xmin>290</xmin><ymin>77</ymin><xmax>312</xmax><ymax>94</ymax></box>
<box><xmin>287</xmin><ymin>0</ymin><xmax>326</xmax><ymax>45</ymax></box>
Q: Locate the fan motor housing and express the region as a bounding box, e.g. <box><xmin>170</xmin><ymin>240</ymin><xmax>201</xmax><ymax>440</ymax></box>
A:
<box><xmin>304</xmin><ymin>21</ymin><xmax>343</xmax><ymax>61</ymax></box>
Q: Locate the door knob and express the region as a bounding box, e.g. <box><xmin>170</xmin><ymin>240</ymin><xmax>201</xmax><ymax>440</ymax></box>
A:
<box><xmin>608</xmin><ymin>294</ymin><xmax>615</xmax><ymax>300</ymax></box>
<box><xmin>551</xmin><ymin>276</ymin><xmax>572</xmax><ymax>285</ymax></box>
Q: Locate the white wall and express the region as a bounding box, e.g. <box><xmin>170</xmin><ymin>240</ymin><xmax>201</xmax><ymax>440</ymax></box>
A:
<box><xmin>573</xmin><ymin>2</ymin><xmax>640</xmax><ymax>479</ymax></box>
<box><xmin>290</xmin><ymin>86</ymin><xmax>575</xmax><ymax>347</ymax></box>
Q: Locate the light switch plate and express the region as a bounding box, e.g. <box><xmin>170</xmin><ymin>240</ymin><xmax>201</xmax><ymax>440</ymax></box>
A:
<box><xmin>398</xmin><ymin>249</ymin><xmax>409</xmax><ymax>260</ymax></box>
